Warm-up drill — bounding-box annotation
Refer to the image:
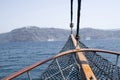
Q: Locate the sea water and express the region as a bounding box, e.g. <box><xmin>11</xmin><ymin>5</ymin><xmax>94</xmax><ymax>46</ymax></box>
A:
<box><xmin>0</xmin><ymin>39</ymin><xmax>120</xmax><ymax>79</ymax></box>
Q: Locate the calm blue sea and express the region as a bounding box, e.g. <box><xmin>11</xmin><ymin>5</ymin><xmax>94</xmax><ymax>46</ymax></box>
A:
<box><xmin>0</xmin><ymin>39</ymin><xmax>120</xmax><ymax>79</ymax></box>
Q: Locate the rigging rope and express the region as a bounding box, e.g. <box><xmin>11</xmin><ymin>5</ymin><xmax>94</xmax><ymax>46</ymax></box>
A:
<box><xmin>70</xmin><ymin>0</ymin><xmax>73</xmax><ymax>24</ymax></box>
<box><xmin>70</xmin><ymin>0</ymin><xmax>81</xmax><ymax>39</ymax></box>
<box><xmin>76</xmin><ymin>0</ymin><xmax>81</xmax><ymax>41</ymax></box>
<box><xmin>70</xmin><ymin>0</ymin><xmax>74</xmax><ymax>34</ymax></box>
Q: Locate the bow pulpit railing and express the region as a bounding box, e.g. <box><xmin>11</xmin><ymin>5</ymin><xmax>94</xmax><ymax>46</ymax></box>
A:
<box><xmin>2</xmin><ymin>34</ymin><xmax>120</xmax><ymax>80</ymax></box>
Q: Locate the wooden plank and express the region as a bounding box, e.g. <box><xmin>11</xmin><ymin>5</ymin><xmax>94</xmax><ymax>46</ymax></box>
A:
<box><xmin>70</xmin><ymin>34</ymin><xmax>96</xmax><ymax>80</ymax></box>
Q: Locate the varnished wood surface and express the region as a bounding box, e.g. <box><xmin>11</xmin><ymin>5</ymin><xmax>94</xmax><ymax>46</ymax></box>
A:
<box><xmin>70</xmin><ymin>34</ymin><xmax>97</xmax><ymax>80</ymax></box>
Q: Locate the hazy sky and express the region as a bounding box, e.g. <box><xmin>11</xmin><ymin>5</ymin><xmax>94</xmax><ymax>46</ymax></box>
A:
<box><xmin>0</xmin><ymin>0</ymin><xmax>120</xmax><ymax>33</ymax></box>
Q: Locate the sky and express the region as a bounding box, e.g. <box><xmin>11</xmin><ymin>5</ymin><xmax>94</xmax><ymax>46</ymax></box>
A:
<box><xmin>0</xmin><ymin>0</ymin><xmax>120</xmax><ymax>33</ymax></box>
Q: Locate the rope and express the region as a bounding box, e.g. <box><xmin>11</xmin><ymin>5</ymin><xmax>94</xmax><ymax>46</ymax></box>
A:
<box><xmin>70</xmin><ymin>0</ymin><xmax>74</xmax><ymax>34</ymax></box>
<box><xmin>70</xmin><ymin>0</ymin><xmax>73</xmax><ymax>24</ymax></box>
<box><xmin>76</xmin><ymin>0</ymin><xmax>81</xmax><ymax>41</ymax></box>
<box><xmin>56</xmin><ymin>59</ymin><xmax>66</xmax><ymax>80</ymax></box>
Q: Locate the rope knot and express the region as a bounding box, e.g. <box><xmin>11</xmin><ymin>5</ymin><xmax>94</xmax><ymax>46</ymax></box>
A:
<box><xmin>70</xmin><ymin>23</ymin><xmax>74</xmax><ymax>28</ymax></box>
<box><xmin>70</xmin><ymin>23</ymin><xmax>74</xmax><ymax>34</ymax></box>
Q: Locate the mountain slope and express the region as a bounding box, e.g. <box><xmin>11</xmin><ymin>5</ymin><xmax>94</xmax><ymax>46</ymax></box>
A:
<box><xmin>0</xmin><ymin>26</ymin><xmax>120</xmax><ymax>43</ymax></box>
<box><xmin>0</xmin><ymin>26</ymin><xmax>70</xmax><ymax>42</ymax></box>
